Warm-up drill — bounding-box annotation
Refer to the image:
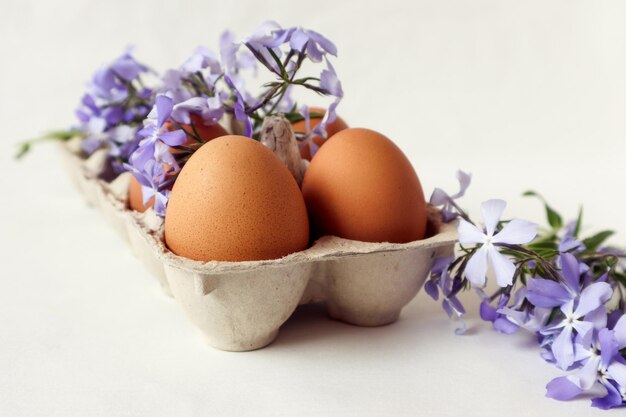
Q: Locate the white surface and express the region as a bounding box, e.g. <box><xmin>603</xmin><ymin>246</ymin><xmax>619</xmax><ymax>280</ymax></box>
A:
<box><xmin>1</xmin><ymin>0</ymin><xmax>625</xmax><ymax>416</ymax></box>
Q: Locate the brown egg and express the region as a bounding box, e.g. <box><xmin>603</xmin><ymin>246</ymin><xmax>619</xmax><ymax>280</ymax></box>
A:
<box><xmin>164</xmin><ymin>135</ymin><xmax>310</xmax><ymax>262</ymax></box>
<box><xmin>128</xmin><ymin>117</ymin><xmax>228</xmax><ymax>213</ymax></box>
<box><xmin>301</xmin><ymin>128</ymin><xmax>427</xmax><ymax>243</ymax></box>
<box><xmin>291</xmin><ymin>107</ymin><xmax>348</xmax><ymax>161</ymax></box>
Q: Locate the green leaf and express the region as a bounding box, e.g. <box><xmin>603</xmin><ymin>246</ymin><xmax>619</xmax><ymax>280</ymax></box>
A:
<box><xmin>15</xmin><ymin>142</ymin><xmax>31</xmax><ymax>159</ymax></box>
<box><xmin>523</xmin><ymin>190</ymin><xmax>563</xmax><ymax>230</ymax></box>
<box><xmin>582</xmin><ymin>230</ymin><xmax>614</xmax><ymax>252</ymax></box>
<box><xmin>527</xmin><ymin>241</ymin><xmax>558</xmax><ymax>251</ymax></box>
<box><xmin>574</xmin><ymin>206</ymin><xmax>583</xmax><ymax>238</ymax></box>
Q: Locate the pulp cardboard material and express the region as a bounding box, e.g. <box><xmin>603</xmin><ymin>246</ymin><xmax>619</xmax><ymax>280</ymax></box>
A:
<box><xmin>58</xmin><ymin>142</ymin><xmax>457</xmax><ymax>351</ymax></box>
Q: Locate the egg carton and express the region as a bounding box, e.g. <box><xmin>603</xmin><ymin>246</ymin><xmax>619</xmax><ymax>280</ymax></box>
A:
<box><xmin>57</xmin><ymin>139</ymin><xmax>457</xmax><ymax>351</ymax></box>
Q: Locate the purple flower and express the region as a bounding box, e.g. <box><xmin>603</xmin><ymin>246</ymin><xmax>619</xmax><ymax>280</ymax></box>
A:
<box><xmin>131</xmin><ymin>95</ymin><xmax>186</xmax><ymax>170</ymax></box>
<box><xmin>161</xmin><ymin>69</ymin><xmax>194</xmax><ymax>105</ymax></box>
<box><xmin>319</xmin><ymin>60</ymin><xmax>343</xmax><ymax>98</ymax></box>
<box><xmin>181</xmin><ymin>46</ymin><xmax>221</xmax><ymax>75</ymax></box>
<box><xmin>546</xmin><ymin>315</ymin><xmax>626</xmax><ymax>409</ymax></box>
<box><xmin>123</xmin><ymin>160</ymin><xmax>172</xmax><ymax>217</ymax></box>
<box><xmin>425</xmin><ymin>257</ymin><xmax>467</xmax><ymax>334</ymax></box>
<box><xmin>430</xmin><ymin>170</ymin><xmax>472</xmax><ymax>222</ymax></box>
<box><xmin>74</xmin><ymin>48</ymin><xmax>153</xmax><ymax>160</ymax></box>
<box><xmin>559</xmin><ymin>221</ymin><xmax>586</xmax><ymax>253</ymax></box>
<box><xmin>224</xmin><ymin>75</ymin><xmax>253</xmax><ymax>137</ymax></box>
<box><xmin>458</xmin><ymin>199</ymin><xmax>537</xmax><ymax>287</ymax></box>
<box><xmin>288</xmin><ymin>27</ymin><xmax>338</xmax><ymax>62</ymax></box>
<box><xmin>529</xmin><ymin>255</ymin><xmax>613</xmax><ymax>370</ymax></box>
<box><xmin>110</xmin><ymin>47</ymin><xmax>150</xmax><ymax>81</ymax></box>
<box><xmin>311</xmin><ymin>99</ymin><xmax>341</xmax><ymax>140</ymax></box>
<box><xmin>477</xmin><ymin>287</ymin><xmax>547</xmax><ymax>334</ymax></box>
<box><xmin>220</xmin><ymin>31</ymin><xmax>257</xmax><ymax>76</ymax></box>
<box><xmin>243</xmin><ymin>21</ymin><xmax>285</xmax><ymax>74</ymax></box>
<box><xmin>171</xmin><ymin>96</ymin><xmax>224</xmax><ymax>126</ymax></box>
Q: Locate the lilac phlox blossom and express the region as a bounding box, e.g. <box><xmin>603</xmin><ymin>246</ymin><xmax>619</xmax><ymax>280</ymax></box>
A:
<box><xmin>429</xmin><ymin>170</ymin><xmax>472</xmax><ymax>222</ymax></box>
<box><xmin>477</xmin><ymin>287</ymin><xmax>545</xmax><ymax>334</ymax></box>
<box><xmin>123</xmin><ymin>160</ymin><xmax>172</xmax><ymax>217</ymax></box>
<box><xmin>559</xmin><ymin>221</ymin><xmax>586</xmax><ymax>254</ymax></box>
<box><xmin>458</xmin><ymin>199</ymin><xmax>537</xmax><ymax>287</ymax></box>
<box><xmin>294</xmin><ymin>100</ymin><xmax>341</xmax><ymax>158</ymax></box>
<box><xmin>171</xmin><ymin>96</ymin><xmax>224</xmax><ymax>126</ymax></box>
<box><xmin>110</xmin><ymin>48</ymin><xmax>150</xmax><ymax>81</ymax></box>
<box><xmin>224</xmin><ymin>75</ymin><xmax>253</xmax><ymax>137</ymax></box>
<box><xmin>105</xmin><ymin>124</ymin><xmax>138</xmax><ymax>158</ymax></box>
<box><xmin>546</xmin><ymin>314</ymin><xmax>626</xmax><ymax>409</ymax></box>
<box><xmin>131</xmin><ymin>95</ymin><xmax>186</xmax><ymax>170</ymax></box>
<box><xmin>161</xmin><ymin>69</ymin><xmax>194</xmax><ymax>107</ymax></box>
<box><xmin>424</xmin><ymin>257</ymin><xmax>467</xmax><ymax>334</ymax></box>
<box><xmin>80</xmin><ymin>117</ymin><xmax>108</xmax><ymax>155</ymax></box>
<box><xmin>243</xmin><ymin>21</ymin><xmax>285</xmax><ymax>74</ymax></box>
<box><xmin>220</xmin><ymin>31</ymin><xmax>257</xmax><ymax>76</ymax></box>
<box><xmin>244</xmin><ymin>22</ymin><xmax>338</xmax><ymax>73</ymax></box>
<box><xmin>288</xmin><ymin>27</ymin><xmax>338</xmax><ymax>62</ymax></box>
<box><xmin>527</xmin><ymin>254</ymin><xmax>613</xmax><ymax>370</ymax></box>
<box><xmin>75</xmin><ymin>48</ymin><xmax>152</xmax><ymax>157</ymax></box>
<box><xmin>488</xmin><ymin>286</ymin><xmax>551</xmax><ymax>334</ymax></box>
<box><xmin>319</xmin><ymin>60</ymin><xmax>343</xmax><ymax>98</ymax></box>
<box><xmin>181</xmin><ymin>46</ymin><xmax>221</xmax><ymax>75</ymax></box>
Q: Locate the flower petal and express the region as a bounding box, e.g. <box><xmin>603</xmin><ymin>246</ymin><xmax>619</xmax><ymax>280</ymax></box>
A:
<box><xmin>464</xmin><ymin>246</ymin><xmax>489</xmax><ymax>286</ymax></box>
<box><xmin>613</xmin><ymin>314</ymin><xmax>626</xmax><ymax>349</ymax></box>
<box><xmin>552</xmin><ymin>326</ymin><xmax>575</xmax><ymax>370</ymax></box>
<box><xmin>608</xmin><ymin>361</ymin><xmax>626</xmax><ymax>387</ymax></box>
<box><xmin>546</xmin><ymin>376</ymin><xmax>584</xmax><ymax>401</ymax></box>
<box><xmin>480</xmin><ymin>301</ymin><xmax>497</xmax><ymax>322</ymax></box>
<box><xmin>481</xmin><ymin>199</ymin><xmax>506</xmax><ymax>236</ymax></box>
<box><xmin>156</xmin><ymin>95</ymin><xmax>173</xmax><ymax>127</ymax></box>
<box><xmin>450</xmin><ymin>170</ymin><xmax>472</xmax><ymax>199</ymax></box>
<box><xmin>585</xmin><ymin>306</ymin><xmax>608</xmax><ymax>330</ymax></box>
<box><xmin>526</xmin><ymin>278</ymin><xmax>572</xmax><ymax>308</ymax></box>
<box><xmin>494</xmin><ymin>317</ymin><xmax>518</xmax><ymax>334</ymax></box>
<box><xmin>158</xmin><ymin>129</ymin><xmax>187</xmax><ymax>147</ymax></box>
<box><xmin>575</xmin><ymin>282</ymin><xmax>613</xmax><ymax>317</ymax></box>
<box><xmin>429</xmin><ymin>188</ymin><xmax>449</xmax><ymax>206</ymax></box>
<box><xmin>572</xmin><ymin>320</ymin><xmax>594</xmax><ymax>346</ymax></box>
<box><xmin>591</xmin><ymin>381</ymin><xmax>622</xmax><ymax>410</ymax></box>
<box><xmin>424</xmin><ymin>280</ymin><xmax>439</xmax><ymax>301</ymax></box>
<box><xmin>492</xmin><ymin>219</ymin><xmax>537</xmax><ymax>245</ymax></box>
<box><xmin>560</xmin><ymin>253</ymin><xmax>582</xmax><ymax>295</ymax></box>
<box><xmin>577</xmin><ymin>355</ymin><xmax>602</xmax><ymax>390</ymax></box>
<box><xmin>457</xmin><ymin>219</ymin><xmax>486</xmax><ymax>245</ymax></box>
<box><xmin>487</xmin><ymin>245</ymin><xmax>516</xmax><ymax>287</ymax></box>
<box><xmin>599</xmin><ymin>328</ymin><xmax>619</xmax><ymax>369</ymax></box>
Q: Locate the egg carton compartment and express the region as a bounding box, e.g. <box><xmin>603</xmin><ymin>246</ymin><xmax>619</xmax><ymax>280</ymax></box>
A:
<box><xmin>57</xmin><ymin>141</ymin><xmax>457</xmax><ymax>351</ymax></box>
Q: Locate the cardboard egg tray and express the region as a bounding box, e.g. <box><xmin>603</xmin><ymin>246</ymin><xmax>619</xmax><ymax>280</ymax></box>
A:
<box><xmin>57</xmin><ymin>139</ymin><xmax>457</xmax><ymax>351</ymax></box>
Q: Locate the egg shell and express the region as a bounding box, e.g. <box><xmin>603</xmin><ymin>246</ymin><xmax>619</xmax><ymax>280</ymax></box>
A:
<box><xmin>302</xmin><ymin>128</ymin><xmax>428</xmax><ymax>243</ymax></box>
<box><xmin>164</xmin><ymin>135</ymin><xmax>310</xmax><ymax>262</ymax></box>
<box><xmin>291</xmin><ymin>107</ymin><xmax>348</xmax><ymax>160</ymax></box>
<box><xmin>128</xmin><ymin>118</ymin><xmax>228</xmax><ymax>213</ymax></box>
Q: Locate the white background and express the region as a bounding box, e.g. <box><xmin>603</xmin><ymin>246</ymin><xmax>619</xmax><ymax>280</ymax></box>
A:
<box><xmin>1</xmin><ymin>0</ymin><xmax>625</xmax><ymax>415</ymax></box>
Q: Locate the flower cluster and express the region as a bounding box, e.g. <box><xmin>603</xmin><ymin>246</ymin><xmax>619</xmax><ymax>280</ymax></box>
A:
<box><xmin>18</xmin><ymin>22</ymin><xmax>343</xmax><ymax>218</ymax></box>
<box><xmin>230</xmin><ymin>21</ymin><xmax>344</xmax><ymax>145</ymax></box>
<box><xmin>428</xmin><ymin>173</ymin><xmax>626</xmax><ymax>410</ymax></box>
<box><xmin>125</xmin><ymin>22</ymin><xmax>343</xmax><ymax>216</ymax></box>
<box><xmin>75</xmin><ymin>48</ymin><xmax>154</xmax><ymax>176</ymax></box>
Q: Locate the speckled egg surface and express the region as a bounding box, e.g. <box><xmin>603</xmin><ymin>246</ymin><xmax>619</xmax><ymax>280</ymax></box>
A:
<box><xmin>301</xmin><ymin>128</ymin><xmax>428</xmax><ymax>244</ymax></box>
<box><xmin>164</xmin><ymin>135</ymin><xmax>310</xmax><ymax>262</ymax></box>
